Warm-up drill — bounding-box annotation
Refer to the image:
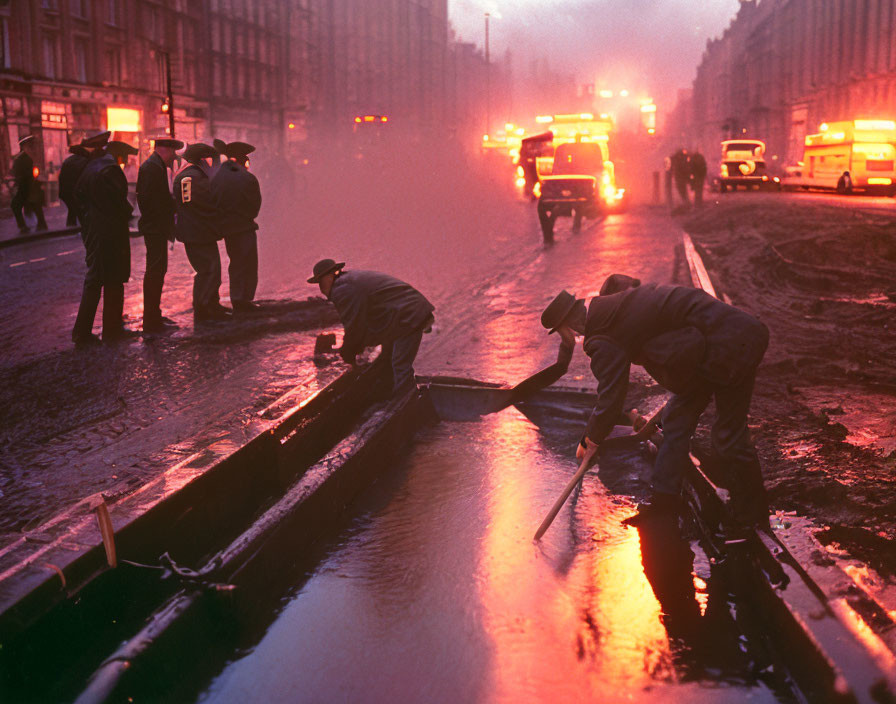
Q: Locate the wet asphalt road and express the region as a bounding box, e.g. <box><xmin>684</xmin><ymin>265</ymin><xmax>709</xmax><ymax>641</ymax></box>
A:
<box><xmin>0</xmin><ymin>159</ymin><xmax>687</xmax><ymax>543</ymax></box>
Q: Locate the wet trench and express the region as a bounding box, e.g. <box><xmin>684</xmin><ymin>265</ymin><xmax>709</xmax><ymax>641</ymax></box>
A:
<box><xmin>130</xmin><ymin>402</ymin><xmax>790</xmax><ymax>704</ymax></box>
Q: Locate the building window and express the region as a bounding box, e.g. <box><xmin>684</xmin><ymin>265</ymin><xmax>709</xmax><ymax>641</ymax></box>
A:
<box><xmin>41</xmin><ymin>0</ymin><xmax>59</xmax><ymax>11</ymax></box>
<box><xmin>71</xmin><ymin>0</ymin><xmax>88</xmax><ymax>18</ymax></box>
<box><xmin>104</xmin><ymin>47</ymin><xmax>122</xmax><ymax>84</ymax></box>
<box><xmin>107</xmin><ymin>0</ymin><xmax>120</xmax><ymax>26</ymax></box>
<box><xmin>42</xmin><ymin>35</ymin><xmax>58</xmax><ymax>79</ymax></box>
<box><xmin>145</xmin><ymin>6</ymin><xmax>162</xmax><ymax>43</ymax></box>
<box><xmin>1</xmin><ymin>17</ymin><xmax>10</xmax><ymax>69</ymax></box>
<box><xmin>74</xmin><ymin>39</ymin><xmax>88</xmax><ymax>82</ymax></box>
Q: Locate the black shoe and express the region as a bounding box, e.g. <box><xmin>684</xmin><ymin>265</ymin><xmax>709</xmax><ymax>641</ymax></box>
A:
<box><xmin>73</xmin><ymin>333</ymin><xmax>102</xmax><ymax>347</ymax></box>
<box><xmin>103</xmin><ymin>326</ymin><xmax>141</xmax><ymax>342</ymax></box>
<box><xmin>232</xmin><ymin>301</ymin><xmax>261</xmax><ymax>314</ymax></box>
<box><xmin>195</xmin><ymin>306</ymin><xmax>232</xmax><ymax>322</ymax></box>
<box><xmin>622</xmin><ymin>493</ymin><xmax>682</xmax><ymax>527</ymax></box>
<box><xmin>143</xmin><ymin>318</ymin><xmax>177</xmax><ymax>334</ymax></box>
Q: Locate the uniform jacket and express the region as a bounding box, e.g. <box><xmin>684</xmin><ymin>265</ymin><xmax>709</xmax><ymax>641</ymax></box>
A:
<box><xmin>689</xmin><ymin>152</ymin><xmax>707</xmax><ymax>180</ymax></box>
<box><xmin>328</xmin><ymin>270</ymin><xmax>435</xmax><ymax>358</ymax></box>
<box><xmin>137</xmin><ymin>152</ymin><xmax>176</xmax><ymax>239</ymax></box>
<box><xmin>173</xmin><ymin>162</ymin><xmax>219</xmax><ymax>244</ymax></box>
<box><xmin>75</xmin><ymin>153</ymin><xmax>133</xmax><ymax>284</ymax></box>
<box><xmin>580</xmin><ymin>283</ymin><xmax>769</xmax><ymax>443</ymax></box>
<box><xmin>12</xmin><ymin>152</ymin><xmax>34</xmax><ymax>196</ymax></box>
<box><xmin>59</xmin><ymin>152</ymin><xmax>89</xmax><ymax>213</ymax></box>
<box><xmin>210</xmin><ymin>160</ymin><xmax>261</xmax><ymax>237</ymax></box>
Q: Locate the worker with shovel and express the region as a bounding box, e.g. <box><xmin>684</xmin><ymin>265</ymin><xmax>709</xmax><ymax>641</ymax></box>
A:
<box><xmin>308</xmin><ymin>259</ymin><xmax>435</xmax><ymax>395</ymax></box>
<box><xmin>541</xmin><ymin>273</ymin><xmax>770</xmax><ymax>529</ymax></box>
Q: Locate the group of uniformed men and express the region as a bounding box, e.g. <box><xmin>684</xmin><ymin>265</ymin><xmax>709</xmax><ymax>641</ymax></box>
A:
<box><xmin>52</xmin><ymin>129</ymin><xmax>261</xmax><ymax>344</ymax></box>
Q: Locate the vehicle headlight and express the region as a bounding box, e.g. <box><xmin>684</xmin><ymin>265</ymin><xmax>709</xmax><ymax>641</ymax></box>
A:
<box><xmin>721</xmin><ymin>164</ymin><xmax>729</xmax><ymax>178</ymax></box>
<box><xmin>739</xmin><ymin>160</ymin><xmax>755</xmax><ymax>175</ymax></box>
<box><xmin>533</xmin><ymin>182</ymin><xmax>541</xmax><ymax>198</ymax></box>
<box><xmin>516</xmin><ymin>165</ymin><xmax>525</xmax><ymax>177</ymax></box>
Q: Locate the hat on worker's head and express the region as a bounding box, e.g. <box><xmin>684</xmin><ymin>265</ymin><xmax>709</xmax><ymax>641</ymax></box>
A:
<box><xmin>223</xmin><ymin>141</ymin><xmax>255</xmax><ymax>159</ymax></box>
<box><xmin>212</xmin><ymin>138</ymin><xmax>228</xmax><ymax>155</ymax></box>
<box><xmin>182</xmin><ymin>142</ymin><xmax>219</xmax><ymax>164</ymax></box>
<box><xmin>18</xmin><ymin>134</ymin><xmax>35</xmax><ymax>149</ymax></box>
<box><xmin>80</xmin><ymin>130</ymin><xmax>111</xmax><ymax>149</ymax></box>
<box><xmin>599</xmin><ymin>274</ymin><xmax>641</xmax><ymax>297</ymax></box>
<box><xmin>68</xmin><ymin>144</ymin><xmax>89</xmax><ymax>157</ymax></box>
<box><xmin>106</xmin><ymin>140</ymin><xmax>139</xmax><ymax>161</ymax></box>
<box><xmin>152</xmin><ymin>137</ymin><xmax>185</xmax><ymax>150</ymax></box>
<box><xmin>307</xmin><ymin>258</ymin><xmax>346</xmax><ymax>284</ymax></box>
<box><xmin>541</xmin><ymin>290</ymin><xmax>579</xmax><ymax>334</ymax></box>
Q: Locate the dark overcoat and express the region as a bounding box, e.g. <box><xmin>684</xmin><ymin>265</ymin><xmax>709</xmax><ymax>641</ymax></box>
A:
<box><xmin>328</xmin><ymin>270</ymin><xmax>435</xmax><ymax>358</ymax></box>
<box><xmin>137</xmin><ymin>152</ymin><xmax>176</xmax><ymax>240</ymax></box>
<box><xmin>210</xmin><ymin>161</ymin><xmax>261</xmax><ymax>237</ymax></box>
<box><xmin>11</xmin><ymin>152</ymin><xmax>34</xmax><ymax>198</ymax></box>
<box><xmin>173</xmin><ymin>163</ymin><xmax>219</xmax><ymax>244</ymax></box>
<box><xmin>581</xmin><ymin>283</ymin><xmax>769</xmax><ymax>442</ymax></box>
<box><xmin>75</xmin><ymin>153</ymin><xmax>133</xmax><ymax>284</ymax></box>
<box><xmin>59</xmin><ymin>152</ymin><xmax>89</xmax><ymax>215</ymax></box>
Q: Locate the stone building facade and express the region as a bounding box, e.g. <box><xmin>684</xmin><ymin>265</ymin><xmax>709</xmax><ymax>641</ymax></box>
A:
<box><xmin>1</xmin><ymin>0</ymin><xmax>490</xmax><ymax>201</ymax></box>
<box><xmin>676</xmin><ymin>0</ymin><xmax>896</xmax><ymax>166</ymax></box>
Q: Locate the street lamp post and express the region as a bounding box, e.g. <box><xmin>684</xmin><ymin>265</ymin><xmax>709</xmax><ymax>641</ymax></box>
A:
<box><xmin>485</xmin><ymin>12</ymin><xmax>490</xmax><ymax>138</ymax></box>
<box><xmin>160</xmin><ymin>51</ymin><xmax>175</xmax><ymax>139</ymax></box>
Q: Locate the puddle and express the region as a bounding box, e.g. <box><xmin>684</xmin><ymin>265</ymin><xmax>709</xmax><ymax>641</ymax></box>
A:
<box><xmin>190</xmin><ymin>411</ymin><xmax>786</xmax><ymax>703</ymax></box>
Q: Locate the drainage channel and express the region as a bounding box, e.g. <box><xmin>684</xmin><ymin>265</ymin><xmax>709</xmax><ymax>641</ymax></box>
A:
<box><xmin>76</xmin><ymin>382</ymin><xmax>805</xmax><ymax>704</ymax></box>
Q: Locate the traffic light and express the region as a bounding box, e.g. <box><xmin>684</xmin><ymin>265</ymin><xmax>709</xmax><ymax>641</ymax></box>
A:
<box><xmin>160</xmin><ymin>99</ymin><xmax>170</xmax><ymax>114</ymax></box>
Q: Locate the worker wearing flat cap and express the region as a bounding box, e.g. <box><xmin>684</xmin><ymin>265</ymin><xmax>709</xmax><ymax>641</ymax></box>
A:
<box><xmin>137</xmin><ymin>137</ymin><xmax>184</xmax><ymax>333</ymax></box>
<box><xmin>59</xmin><ymin>143</ymin><xmax>90</xmax><ymax>227</ymax></box>
<box><xmin>308</xmin><ymin>259</ymin><xmax>435</xmax><ymax>394</ymax></box>
<box><xmin>541</xmin><ymin>274</ymin><xmax>770</xmax><ymax>528</ymax></box>
<box><xmin>11</xmin><ymin>134</ymin><xmax>48</xmax><ymax>233</ymax></box>
<box><xmin>211</xmin><ymin>140</ymin><xmax>262</xmax><ymax>313</ymax></box>
<box><xmin>174</xmin><ymin>142</ymin><xmax>230</xmax><ymax>321</ymax></box>
<box><xmin>71</xmin><ymin>133</ymin><xmax>136</xmax><ymax>344</ymax></box>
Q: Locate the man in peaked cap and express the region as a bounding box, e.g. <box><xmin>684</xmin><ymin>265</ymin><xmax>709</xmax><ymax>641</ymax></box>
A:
<box><xmin>11</xmin><ymin>134</ymin><xmax>48</xmax><ymax>233</ymax></box>
<box><xmin>308</xmin><ymin>259</ymin><xmax>435</xmax><ymax>395</ymax></box>
<box><xmin>71</xmin><ymin>134</ymin><xmax>136</xmax><ymax>344</ymax></box>
<box><xmin>105</xmin><ymin>140</ymin><xmax>139</xmax><ymax>166</ymax></box>
<box><xmin>59</xmin><ymin>143</ymin><xmax>91</xmax><ymax>227</ymax></box>
<box><xmin>539</xmin><ymin>274</ymin><xmax>770</xmax><ymax>530</ymax></box>
<box><xmin>138</xmin><ymin>137</ymin><xmax>184</xmax><ymax>333</ymax></box>
<box><xmin>211</xmin><ymin>140</ymin><xmax>262</xmax><ymax>313</ymax></box>
<box><xmin>174</xmin><ymin>142</ymin><xmax>230</xmax><ymax>321</ymax></box>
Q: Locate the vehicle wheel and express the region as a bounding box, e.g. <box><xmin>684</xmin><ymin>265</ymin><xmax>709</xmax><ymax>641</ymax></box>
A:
<box><xmin>572</xmin><ymin>210</ymin><xmax>583</xmax><ymax>233</ymax></box>
<box><xmin>719</xmin><ymin>182</ymin><xmax>727</xmax><ymax>193</ymax></box>
<box><xmin>836</xmin><ymin>173</ymin><xmax>853</xmax><ymax>194</ymax></box>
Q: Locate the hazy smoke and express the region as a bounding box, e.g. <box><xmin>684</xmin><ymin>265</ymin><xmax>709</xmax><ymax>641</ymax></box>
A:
<box><xmin>450</xmin><ymin>0</ymin><xmax>740</xmax><ymax>106</ymax></box>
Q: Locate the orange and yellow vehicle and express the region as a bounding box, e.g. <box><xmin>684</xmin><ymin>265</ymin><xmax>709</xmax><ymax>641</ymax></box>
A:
<box><xmin>801</xmin><ymin>119</ymin><xmax>896</xmax><ymax>195</ymax></box>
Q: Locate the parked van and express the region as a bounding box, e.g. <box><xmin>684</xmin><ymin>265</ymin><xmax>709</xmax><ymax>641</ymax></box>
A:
<box><xmin>719</xmin><ymin>139</ymin><xmax>775</xmax><ymax>192</ymax></box>
<box><xmin>801</xmin><ymin>120</ymin><xmax>896</xmax><ymax>195</ymax></box>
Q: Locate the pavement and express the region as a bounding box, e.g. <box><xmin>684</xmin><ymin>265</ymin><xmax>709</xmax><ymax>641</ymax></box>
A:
<box><xmin>0</xmin><ymin>202</ymin><xmax>79</xmax><ymax>247</ymax></box>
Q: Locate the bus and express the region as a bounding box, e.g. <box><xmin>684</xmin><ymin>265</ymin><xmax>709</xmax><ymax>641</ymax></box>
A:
<box><xmin>801</xmin><ymin>119</ymin><xmax>896</xmax><ymax>195</ymax></box>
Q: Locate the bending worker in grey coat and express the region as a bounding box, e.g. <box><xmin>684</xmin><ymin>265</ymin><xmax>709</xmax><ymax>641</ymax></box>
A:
<box><xmin>308</xmin><ymin>259</ymin><xmax>435</xmax><ymax>394</ymax></box>
<box><xmin>541</xmin><ymin>273</ymin><xmax>770</xmax><ymax>528</ymax></box>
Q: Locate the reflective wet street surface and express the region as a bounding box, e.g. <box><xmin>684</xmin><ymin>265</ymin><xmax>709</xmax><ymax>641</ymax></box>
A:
<box><xmin>191</xmin><ymin>413</ymin><xmax>789</xmax><ymax>704</ymax></box>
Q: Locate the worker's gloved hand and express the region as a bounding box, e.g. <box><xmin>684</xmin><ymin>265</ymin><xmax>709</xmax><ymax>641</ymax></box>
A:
<box><xmin>557</xmin><ymin>325</ymin><xmax>576</xmax><ymax>349</ymax></box>
<box><xmin>576</xmin><ymin>436</ymin><xmax>599</xmax><ymax>461</ymax></box>
<box><xmin>337</xmin><ymin>346</ymin><xmax>356</xmax><ymax>366</ymax></box>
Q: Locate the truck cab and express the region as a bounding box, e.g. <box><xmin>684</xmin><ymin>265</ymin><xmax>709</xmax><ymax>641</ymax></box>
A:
<box><xmin>536</xmin><ymin>139</ymin><xmax>622</xmax><ymax>242</ymax></box>
<box><xmin>719</xmin><ymin>139</ymin><xmax>772</xmax><ymax>192</ymax></box>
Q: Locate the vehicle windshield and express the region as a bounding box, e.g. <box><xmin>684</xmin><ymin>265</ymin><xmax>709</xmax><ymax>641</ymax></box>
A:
<box><xmin>723</xmin><ymin>142</ymin><xmax>763</xmax><ymax>155</ymax></box>
<box><xmin>552</xmin><ymin>143</ymin><xmax>604</xmax><ymax>175</ymax></box>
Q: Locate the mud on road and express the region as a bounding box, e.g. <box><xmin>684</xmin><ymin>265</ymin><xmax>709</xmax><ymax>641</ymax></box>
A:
<box><xmin>682</xmin><ymin>195</ymin><xmax>896</xmax><ymax>574</ymax></box>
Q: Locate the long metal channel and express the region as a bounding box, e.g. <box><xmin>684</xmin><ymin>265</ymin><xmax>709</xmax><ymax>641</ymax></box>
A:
<box><xmin>72</xmin><ymin>385</ymin><xmax>427</xmax><ymax>704</ymax></box>
<box><xmin>0</xmin><ymin>358</ymin><xmax>390</xmax><ymax>701</ymax></box>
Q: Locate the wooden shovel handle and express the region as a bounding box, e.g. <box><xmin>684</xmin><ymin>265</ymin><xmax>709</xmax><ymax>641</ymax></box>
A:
<box><xmin>533</xmin><ymin>405</ymin><xmax>664</xmax><ymax>541</ymax></box>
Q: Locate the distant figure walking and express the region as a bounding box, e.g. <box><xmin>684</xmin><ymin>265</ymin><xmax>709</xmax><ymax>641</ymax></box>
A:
<box><xmin>308</xmin><ymin>259</ymin><xmax>435</xmax><ymax>394</ymax></box>
<box><xmin>11</xmin><ymin>135</ymin><xmax>48</xmax><ymax>233</ymax></box>
<box><xmin>670</xmin><ymin>148</ymin><xmax>690</xmax><ymax>210</ymax></box>
<box><xmin>174</xmin><ymin>143</ymin><xmax>231</xmax><ymax>321</ymax></box>
<box><xmin>212</xmin><ymin>139</ymin><xmax>262</xmax><ymax>313</ymax></box>
<box><xmin>137</xmin><ymin>137</ymin><xmax>184</xmax><ymax>333</ymax></box>
<box><xmin>689</xmin><ymin>150</ymin><xmax>707</xmax><ymax>207</ymax></box>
